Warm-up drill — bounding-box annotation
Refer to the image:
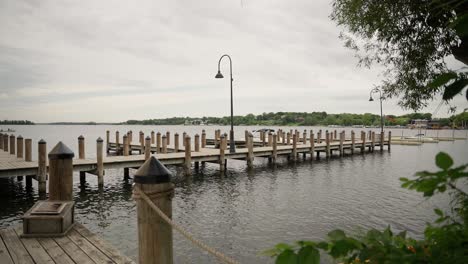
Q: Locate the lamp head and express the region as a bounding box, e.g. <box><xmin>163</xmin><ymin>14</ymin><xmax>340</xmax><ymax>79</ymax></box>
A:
<box><xmin>369</xmin><ymin>96</ymin><xmax>374</xmax><ymax>102</ymax></box>
<box><xmin>215</xmin><ymin>71</ymin><xmax>224</xmax><ymax>79</ymax></box>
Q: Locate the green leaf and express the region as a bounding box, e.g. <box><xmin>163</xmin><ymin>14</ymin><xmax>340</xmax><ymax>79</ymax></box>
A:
<box><xmin>297</xmin><ymin>246</ymin><xmax>320</xmax><ymax>264</ymax></box>
<box><xmin>328</xmin><ymin>229</ymin><xmax>346</xmax><ymax>241</ymax></box>
<box><xmin>443</xmin><ymin>78</ymin><xmax>468</xmax><ymax>100</ymax></box>
<box><xmin>399</xmin><ymin>177</ymin><xmax>409</xmax><ymax>182</ymax></box>
<box><xmin>275</xmin><ymin>243</ymin><xmax>293</xmax><ymax>251</ymax></box>
<box><xmin>435</xmin><ymin>152</ymin><xmax>453</xmax><ymax>170</ymax></box>
<box><xmin>454</xmin><ymin>14</ymin><xmax>468</xmax><ymax>37</ymax></box>
<box><xmin>428</xmin><ymin>72</ymin><xmax>458</xmax><ymax>88</ymax></box>
<box><xmin>276</xmin><ymin>249</ymin><xmax>298</xmax><ymax>264</ymax></box>
<box><xmin>329</xmin><ymin>240</ymin><xmax>356</xmax><ymax>258</ymax></box>
<box><xmin>316</xmin><ymin>242</ymin><xmax>329</xmax><ymax>250</ymax></box>
<box><xmin>434</xmin><ymin>208</ymin><xmax>443</xmax><ymax>217</ymax></box>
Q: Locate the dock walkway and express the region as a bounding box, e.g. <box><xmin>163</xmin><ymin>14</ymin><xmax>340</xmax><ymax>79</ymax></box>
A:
<box><xmin>0</xmin><ymin>223</ymin><xmax>134</xmax><ymax>264</ymax></box>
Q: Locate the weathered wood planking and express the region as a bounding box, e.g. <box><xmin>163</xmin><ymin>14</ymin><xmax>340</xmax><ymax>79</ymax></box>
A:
<box><xmin>0</xmin><ymin>223</ymin><xmax>135</xmax><ymax>264</ymax></box>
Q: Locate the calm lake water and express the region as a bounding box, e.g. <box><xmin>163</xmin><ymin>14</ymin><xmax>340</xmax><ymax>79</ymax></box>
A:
<box><xmin>0</xmin><ymin>125</ymin><xmax>467</xmax><ymax>263</ymax></box>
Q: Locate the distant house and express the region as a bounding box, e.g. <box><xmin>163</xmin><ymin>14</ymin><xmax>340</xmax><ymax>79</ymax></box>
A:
<box><xmin>427</xmin><ymin>120</ymin><xmax>441</xmax><ymax>129</ymax></box>
<box><xmin>409</xmin><ymin>119</ymin><xmax>428</xmax><ymax>129</ymax></box>
<box><xmin>184</xmin><ymin>119</ymin><xmax>206</xmax><ymax>126</ymax></box>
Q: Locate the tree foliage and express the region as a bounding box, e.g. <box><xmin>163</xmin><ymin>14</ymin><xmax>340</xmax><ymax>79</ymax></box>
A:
<box><xmin>265</xmin><ymin>152</ymin><xmax>468</xmax><ymax>263</ymax></box>
<box><xmin>332</xmin><ymin>0</ymin><xmax>468</xmax><ymax>110</ymax></box>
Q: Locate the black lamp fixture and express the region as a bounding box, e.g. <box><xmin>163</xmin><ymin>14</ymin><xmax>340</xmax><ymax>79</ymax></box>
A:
<box><xmin>369</xmin><ymin>87</ymin><xmax>384</xmax><ymax>134</ymax></box>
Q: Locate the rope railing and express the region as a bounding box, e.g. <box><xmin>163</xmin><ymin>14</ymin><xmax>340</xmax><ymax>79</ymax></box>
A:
<box><xmin>134</xmin><ymin>186</ymin><xmax>240</xmax><ymax>264</ymax></box>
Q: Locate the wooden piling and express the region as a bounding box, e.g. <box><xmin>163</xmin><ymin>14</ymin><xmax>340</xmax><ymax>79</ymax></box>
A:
<box><xmin>361</xmin><ymin>131</ymin><xmax>366</xmax><ymax>153</ymax></box>
<box><xmin>37</xmin><ymin>140</ymin><xmax>47</xmax><ymax>196</ymax></box>
<box><xmin>162</xmin><ymin>135</ymin><xmax>167</xmax><ymax>154</ymax></box>
<box><xmin>219</xmin><ymin>134</ymin><xmax>226</xmax><ymax>172</ymax></box>
<box><xmin>0</xmin><ymin>133</ymin><xmax>3</xmax><ymax>149</ymax></box>
<box><xmin>339</xmin><ymin>131</ymin><xmax>344</xmax><ymax>156</ymax></box>
<box><xmin>25</xmin><ymin>139</ymin><xmax>32</xmax><ymax>161</ymax></box>
<box><xmin>174</xmin><ymin>133</ymin><xmax>179</xmax><ymax>152</ymax></box>
<box><xmin>156</xmin><ymin>132</ymin><xmax>161</xmax><ymax>153</ymax></box>
<box><xmin>140</xmin><ymin>132</ymin><xmax>145</xmax><ymax>154</ymax></box>
<box><xmin>194</xmin><ymin>134</ymin><xmax>200</xmax><ymax>152</ymax></box>
<box><xmin>201</xmin><ymin>130</ymin><xmax>206</xmax><ymax>148</ymax></box>
<box><xmin>97</xmin><ymin>138</ymin><xmax>104</xmax><ymax>186</ymax></box>
<box><xmin>287</xmin><ymin>132</ymin><xmax>291</xmax><ymax>145</ymax></box>
<box><xmin>303</xmin><ymin>130</ymin><xmax>307</xmax><ymax>144</ymax></box>
<box><xmin>17</xmin><ymin>136</ymin><xmax>23</xmax><ymax>159</ymax></box>
<box><xmin>116</xmin><ymin>131</ymin><xmax>120</xmax><ymax>151</ymax></box>
<box><xmin>351</xmin><ymin>131</ymin><xmax>355</xmax><ymax>154</ymax></box>
<box><xmin>310</xmin><ymin>132</ymin><xmax>315</xmax><ymax>158</ymax></box>
<box><xmin>272</xmin><ymin>134</ymin><xmax>277</xmax><ymax>163</ymax></box>
<box><xmin>282</xmin><ymin>131</ymin><xmax>286</xmax><ymax>144</ymax></box>
<box><xmin>9</xmin><ymin>135</ymin><xmax>15</xmax><ymax>155</ymax></box>
<box><xmin>123</xmin><ymin>135</ymin><xmax>129</xmax><ymax>156</ymax></box>
<box><xmin>388</xmin><ymin>131</ymin><xmax>392</xmax><ymax>151</ymax></box>
<box><xmin>48</xmin><ymin>142</ymin><xmax>74</xmax><ymax>201</ymax></box>
<box><xmin>182</xmin><ymin>132</ymin><xmax>187</xmax><ymax>147</ymax></box>
<box><xmin>292</xmin><ymin>133</ymin><xmax>297</xmax><ymax>161</ymax></box>
<box><xmin>371</xmin><ymin>132</ymin><xmax>375</xmax><ymax>152</ymax></box>
<box><xmin>380</xmin><ymin>131</ymin><xmax>384</xmax><ymax>151</ymax></box>
<box><xmin>317</xmin><ymin>130</ymin><xmax>322</xmax><ymax>144</ymax></box>
<box><xmin>184</xmin><ymin>136</ymin><xmax>191</xmax><ymax>175</ymax></box>
<box><xmin>268</xmin><ymin>132</ymin><xmax>273</xmax><ymax>146</ymax></box>
<box><xmin>3</xmin><ymin>134</ymin><xmax>8</xmax><ymax>152</ymax></box>
<box><xmin>106</xmin><ymin>130</ymin><xmax>110</xmax><ymax>153</ymax></box>
<box><xmin>166</xmin><ymin>132</ymin><xmax>170</xmax><ymax>145</ymax></box>
<box><xmin>334</xmin><ymin>130</ymin><xmax>337</xmax><ymax>140</ymax></box>
<box><xmin>326</xmin><ymin>132</ymin><xmax>331</xmax><ymax>158</ymax></box>
<box><xmin>132</xmin><ymin>157</ymin><xmax>174</xmax><ymax>264</ymax></box>
<box><xmin>151</xmin><ymin>131</ymin><xmax>155</xmax><ymax>144</ymax></box>
<box><xmin>262</xmin><ymin>131</ymin><xmax>266</xmax><ymax>146</ymax></box>
<box><xmin>145</xmin><ymin>136</ymin><xmax>151</xmax><ymax>160</ymax></box>
<box><xmin>247</xmin><ymin>133</ymin><xmax>254</xmax><ymax>168</ymax></box>
<box><xmin>78</xmin><ymin>135</ymin><xmax>85</xmax><ymax>159</ymax></box>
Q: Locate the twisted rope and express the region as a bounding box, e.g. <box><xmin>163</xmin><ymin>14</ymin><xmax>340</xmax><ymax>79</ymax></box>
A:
<box><xmin>134</xmin><ymin>186</ymin><xmax>240</xmax><ymax>264</ymax></box>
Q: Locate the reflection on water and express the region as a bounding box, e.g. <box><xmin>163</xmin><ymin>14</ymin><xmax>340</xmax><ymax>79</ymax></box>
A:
<box><xmin>0</xmin><ymin>125</ymin><xmax>467</xmax><ymax>263</ymax></box>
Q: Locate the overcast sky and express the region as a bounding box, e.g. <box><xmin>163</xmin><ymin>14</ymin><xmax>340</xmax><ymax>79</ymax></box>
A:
<box><xmin>0</xmin><ymin>0</ymin><xmax>466</xmax><ymax>122</ymax></box>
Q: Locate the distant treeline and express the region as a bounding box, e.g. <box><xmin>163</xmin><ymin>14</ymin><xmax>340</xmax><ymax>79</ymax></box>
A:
<box><xmin>47</xmin><ymin>122</ymin><xmax>97</xmax><ymax>125</ymax></box>
<box><xmin>123</xmin><ymin>112</ymin><xmax>466</xmax><ymax>126</ymax></box>
<box><xmin>0</xmin><ymin>120</ymin><xmax>34</xmax><ymax>125</ymax></box>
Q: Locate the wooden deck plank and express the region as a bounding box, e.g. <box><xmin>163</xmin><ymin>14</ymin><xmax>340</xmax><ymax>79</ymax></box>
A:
<box><xmin>53</xmin><ymin>235</ymin><xmax>95</xmax><ymax>264</ymax></box>
<box><xmin>0</xmin><ymin>229</ymin><xmax>34</xmax><ymax>264</ymax></box>
<box><xmin>13</xmin><ymin>226</ymin><xmax>55</xmax><ymax>264</ymax></box>
<box><xmin>67</xmin><ymin>229</ymin><xmax>114</xmax><ymax>264</ymax></box>
<box><xmin>73</xmin><ymin>224</ymin><xmax>135</xmax><ymax>264</ymax></box>
<box><xmin>0</xmin><ymin>234</ymin><xmax>14</xmax><ymax>264</ymax></box>
<box><xmin>37</xmin><ymin>238</ymin><xmax>75</xmax><ymax>264</ymax></box>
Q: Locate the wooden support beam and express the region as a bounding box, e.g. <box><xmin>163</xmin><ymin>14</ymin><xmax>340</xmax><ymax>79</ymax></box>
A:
<box><xmin>268</xmin><ymin>132</ymin><xmax>273</xmax><ymax>146</ymax></box>
<box><xmin>106</xmin><ymin>130</ymin><xmax>110</xmax><ymax>153</ymax></box>
<box><xmin>247</xmin><ymin>133</ymin><xmax>254</xmax><ymax>168</ymax></box>
<box><xmin>156</xmin><ymin>132</ymin><xmax>161</xmax><ymax>153</ymax></box>
<box><xmin>272</xmin><ymin>134</ymin><xmax>277</xmax><ymax>163</ymax></box>
<box><xmin>184</xmin><ymin>135</ymin><xmax>191</xmax><ymax>175</ymax></box>
<box><xmin>201</xmin><ymin>130</ymin><xmax>206</xmax><ymax>148</ymax></box>
<box><xmin>166</xmin><ymin>131</ymin><xmax>171</xmax><ymax>145</ymax></box>
<box><xmin>388</xmin><ymin>131</ymin><xmax>392</xmax><ymax>151</ymax></box>
<box><xmin>361</xmin><ymin>131</ymin><xmax>366</xmax><ymax>153</ymax></box>
<box><xmin>292</xmin><ymin>133</ymin><xmax>297</xmax><ymax>161</ymax></box>
<box><xmin>351</xmin><ymin>131</ymin><xmax>355</xmax><ymax>154</ymax></box>
<box><xmin>151</xmin><ymin>131</ymin><xmax>155</xmax><ymax>144</ymax></box>
<box><xmin>140</xmin><ymin>132</ymin><xmax>145</xmax><ymax>154</ymax></box>
<box><xmin>326</xmin><ymin>132</ymin><xmax>331</xmax><ymax>158</ymax></box>
<box><xmin>162</xmin><ymin>135</ymin><xmax>167</xmax><ymax>154</ymax></box>
<box><xmin>97</xmin><ymin>138</ymin><xmax>104</xmax><ymax>186</ymax></box>
<box><xmin>48</xmin><ymin>142</ymin><xmax>74</xmax><ymax>200</ymax></box>
<box><xmin>371</xmin><ymin>132</ymin><xmax>375</xmax><ymax>152</ymax></box>
<box><xmin>115</xmin><ymin>131</ymin><xmax>120</xmax><ymax>153</ymax></box>
<box><xmin>380</xmin><ymin>131</ymin><xmax>384</xmax><ymax>151</ymax></box>
<box><xmin>219</xmin><ymin>134</ymin><xmax>225</xmax><ymax>172</ymax></box>
<box><xmin>25</xmin><ymin>139</ymin><xmax>32</xmax><ymax>161</ymax></box>
<box><xmin>145</xmin><ymin>136</ymin><xmax>151</xmax><ymax>160</ymax></box>
<box><xmin>182</xmin><ymin>132</ymin><xmax>186</xmax><ymax>147</ymax></box>
<box><xmin>9</xmin><ymin>135</ymin><xmax>15</xmax><ymax>155</ymax></box>
<box><xmin>3</xmin><ymin>134</ymin><xmax>8</xmax><ymax>152</ymax></box>
<box><xmin>0</xmin><ymin>133</ymin><xmax>3</xmax><ymax>149</ymax></box>
<box><xmin>78</xmin><ymin>135</ymin><xmax>85</xmax><ymax>159</ymax></box>
<box><xmin>123</xmin><ymin>135</ymin><xmax>129</xmax><ymax>156</ymax></box>
<box><xmin>17</xmin><ymin>136</ymin><xmax>23</xmax><ymax>159</ymax></box>
<box><xmin>174</xmin><ymin>133</ymin><xmax>179</xmax><ymax>152</ymax></box>
<box><xmin>310</xmin><ymin>131</ymin><xmax>315</xmax><ymax>159</ymax></box>
<box><xmin>38</xmin><ymin>140</ymin><xmax>47</xmax><ymax>197</ymax></box>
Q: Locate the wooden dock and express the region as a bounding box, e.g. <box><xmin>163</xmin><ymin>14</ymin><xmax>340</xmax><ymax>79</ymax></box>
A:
<box><xmin>0</xmin><ymin>223</ymin><xmax>134</xmax><ymax>264</ymax></box>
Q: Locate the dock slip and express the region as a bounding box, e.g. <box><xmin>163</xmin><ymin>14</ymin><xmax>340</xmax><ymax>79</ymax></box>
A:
<box><xmin>0</xmin><ymin>129</ymin><xmax>390</xmax><ymax>195</ymax></box>
<box><xmin>0</xmin><ymin>223</ymin><xmax>134</xmax><ymax>264</ymax></box>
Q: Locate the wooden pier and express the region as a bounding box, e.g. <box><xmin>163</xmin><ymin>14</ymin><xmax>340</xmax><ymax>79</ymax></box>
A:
<box><xmin>0</xmin><ymin>224</ymin><xmax>134</xmax><ymax>264</ymax></box>
<box><xmin>0</xmin><ymin>129</ymin><xmax>391</xmax><ymax>194</ymax></box>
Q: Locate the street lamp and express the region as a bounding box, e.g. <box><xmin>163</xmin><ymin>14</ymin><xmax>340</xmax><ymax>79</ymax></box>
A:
<box><xmin>215</xmin><ymin>54</ymin><xmax>235</xmax><ymax>153</ymax></box>
<box><xmin>369</xmin><ymin>87</ymin><xmax>384</xmax><ymax>134</ymax></box>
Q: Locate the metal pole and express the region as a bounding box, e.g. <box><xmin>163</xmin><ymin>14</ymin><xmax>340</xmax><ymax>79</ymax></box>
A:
<box><xmin>379</xmin><ymin>90</ymin><xmax>383</xmax><ymax>134</ymax></box>
<box><xmin>217</xmin><ymin>54</ymin><xmax>236</xmax><ymax>153</ymax></box>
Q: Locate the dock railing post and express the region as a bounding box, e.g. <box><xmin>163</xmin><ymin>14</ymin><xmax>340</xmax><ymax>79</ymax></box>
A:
<box><xmin>361</xmin><ymin>131</ymin><xmax>366</xmax><ymax>153</ymax></box>
<box><xmin>106</xmin><ymin>130</ymin><xmax>110</xmax><ymax>153</ymax></box>
<box><xmin>388</xmin><ymin>131</ymin><xmax>392</xmax><ymax>151</ymax></box>
<box><xmin>326</xmin><ymin>132</ymin><xmax>331</xmax><ymax>158</ymax></box>
<box><xmin>132</xmin><ymin>157</ymin><xmax>174</xmax><ymax>264</ymax></box>
<box><xmin>317</xmin><ymin>130</ymin><xmax>322</xmax><ymax>144</ymax></box>
<box><xmin>182</xmin><ymin>132</ymin><xmax>186</xmax><ymax>147</ymax></box>
<box><xmin>292</xmin><ymin>133</ymin><xmax>297</xmax><ymax>161</ymax></box>
<box><xmin>156</xmin><ymin>132</ymin><xmax>161</xmax><ymax>153</ymax></box>
<box><xmin>166</xmin><ymin>132</ymin><xmax>171</xmax><ymax>145</ymax></box>
<box><xmin>17</xmin><ymin>135</ymin><xmax>24</xmax><ymax>159</ymax></box>
<box><xmin>97</xmin><ymin>138</ymin><xmax>104</xmax><ymax>186</ymax></box>
<box><xmin>282</xmin><ymin>131</ymin><xmax>286</xmax><ymax>144</ymax></box>
<box><xmin>140</xmin><ymin>132</ymin><xmax>145</xmax><ymax>154</ymax></box>
<box><xmin>303</xmin><ymin>130</ymin><xmax>307</xmax><ymax>144</ymax></box>
<box><xmin>287</xmin><ymin>132</ymin><xmax>291</xmax><ymax>145</ymax></box>
<box><xmin>184</xmin><ymin>135</ymin><xmax>192</xmax><ymax>175</ymax></box>
<box><xmin>38</xmin><ymin>140</ymin><xmax>47</xmax><ymax>196</ymax></box>
<box><xmin>78</xmin><ymin>135</ymin><xmax>86</xmax><ymax>183</ymax></box>
<box><xmin>174</xmin><ymin>133</ymin><xmax>179</xmax><ymax>152</ymax></box>
<box><xmin>247</xmin><ymin>133</ymin><xmax>254</xmax><ymax>168</ymax></box>
<box><xmin>310</xmin><ymin>131</ymin><xmax>315</xmax><ymax>159</ymax></box>
<box><xmin>151</xmin><ymin>131</ymin><xmax>155</xmax><ymax>144</ymax></box>
<box><xmin>351</xmin><ymin>131</ymin><xmax>355</xmax><ymax>154</ymax></box>
<box><xmin>48</xmin><ymin>142</ymin><xmax>74</xmax><ymax>200</ymax></box>
<box><xmin>25</xmin><ymin>139</ymin><xmax>32</xmax><ymax>161</ymax></box>
<box><xmin>10</xmin><ymin>135</ymin><xmax>15</xmax><ymax>155</ymax></box>
<box><xmin>123</xmin><ymin>135</ymin><xmax>129</xmax><ymax>156</ymax></box>
<box><xmin>262</xmin><ymin>131</ymin><xmax>266</xmax><ymax>146</ymax></box>
<box><xmin>145</xmin><ymin>136</ymin><xmax>151</xmax><ymax>160</ymax></box>
<box><xmin>380</xmin><ymin>131</ymin><xmax>384</xmax><ymax>151</ymax></box>
<box><xmin>371</xmin><ymin>132</ymin><xmax>375</xmax><ymax>152</ymax></box>
<box><xmin>219</xmin><ymin>134</ymin><xmax>226</xmax><ymax>172</ymax></box>
<box><xmin>201</xmin><ymin>130</ymin><xmax>206</xmax><ymax>148</ymax></box>
<box><xmin>268</xmin><ymin>132</ymin><xmax>273</xmax><ymax>146</ymax></box>
<box><xmin>162</xmin><ymin>135</ymin><xmax>167</xmax><ymax>153</ymax></box>
<box><xmin>244</xmin><ymin>130</ymin><xmax>248</xmax><ymax>147</ymax></box>
<box><xmin>195</xmin><ymin>134</ymin><xmax>200</xmax><ymax>152</ymax></box>
<box><xmin>0</xmin><ymin>133</ymin><xmax>3</xmax><ymax>149</ymax></box>
<box><xmin>3</xmin><ymin>134</ymin><xmax>8</xmax><ymax>152</ymax></box>
<box><xmin>116</xmin><ymin>131</ymin><xmax>120</xmax><ymax>153</ymax></box>
<box><xmin>272</xmin><ymin>134</ymin><xmax>277</xmax><ymax>163</ymax></box>
<box><xmin>339</xmin><ymin>131</ymin><xmax>344</xmax><ymax>156</ymax></box>
<box><xmin>129</xmin><ymin>130</ymin><xmax>133</xmax><ymax>143</ymax></box>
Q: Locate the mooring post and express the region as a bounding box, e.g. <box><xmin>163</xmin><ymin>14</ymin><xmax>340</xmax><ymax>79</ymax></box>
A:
<box><xmin>123</xmin><ymin>135</ymin><xmax>129</xmax><ymax>156</ymax></box>
<box><xmin>129</xmin><ymin>130</ymin><xmax>133</xmax><ymax>143</ymax></box>
<box><xmin>25</xmin><ymin>139</ymin><xmax>32</xmax><ymax>161</ymax></box>
<box><xmin>166</xmin><ymin>132</ymin><xmax>171</xmax><ymax>145</ymax></box>
<box><xmin>132</xmin><ymin>157</ymin><xmax>174</xmax><ymax>264</ymax></box>
<box><xmin>140</xmin><ymin>132</ymin><xmax>145</xmax><ymax>154</ymax></box>
<box><xmin>317</xmin><ymin>130</ymin><xmax>322</xmax><ymax>144</ymax></box>
<box><xmin>339</xmin><ymin>131</ymin><xmax>344</xmax><ymax>156</ymax></box>
<box><xmin>310</xmin><ymin>132</ymin><xmax>315</xmax><ymax>159</ymax></box>
<box><xmin>151</xmin><ymin>131</ymin><xmax>155</xmax><ymax>144</ymax></box>
<box><xmin>380</xmin><ymin>131</ymin><xmax>384</xmax><ymax>151</ymax></box>
<box><xmin>145</xmin><ymin>136</ymin><xmax>151</xmax><ymax>160</ymax></box>
<box><xmin>247</xmin><ymin>133</ymin><xmax>254</xmax><ymax>168</ymax></box>
<box><xmin>361</xmin><ymin>131</ymin><xmax>366</xmax><ymax>153</ymax></box>
<box><xmin>333</xmin><ymin>130</ymin><xmax>337</xmax><ymax>141</ymax></box>
<box><xmin>268</xmin><ymin>132</ymin><xmax>273</xmax><ymax>146</ymax></box>
<box><xmin>388</xmin><ymin>131</ymin><xmax>392</xmax><ymax>151</ymax></box>
<box><xmin>282</xmin><ymin>130</ymin><xmax>286</xmax><ymax>144</ymax></box>
<box><xmin>3</xmin><ymin>134</ymin><xmax>8</xmax><ymax>152</ymax></box>
<box><xmin>292</xmin><ymin>133</ymin><xmax>297</xmax><ymax>161</ymax></box>
<box><xmin>201</xmin><ymin>130</ymin><xmax>206</xmax><ymax>148</ymax></box>
<box><xmin>351</xmin><ymin>131</ymin><xmax>355</xmax><ymax>154</ymax></box>
<box><xmin>174</xmin><ymin>133</ymin><xmax>179</xmax><ymax>152</ymax></box>
<box><xmin>106</xmin><ymin>130</ymin><xmax>110</xmax><ymax>153</ymax></box>
<box><xmin>371</xmin><ymin>132</ymin><xmax>375</xmax><ymax>152</ymax></box>
<box><xmin>184</xmin><ymin>135</ymin><xmax>191</xmax><ymax>175</ymax></box>
<box><xmin>97</xmin><ymin>137</ymin><xmax>104</xmax><ymax>186</ymax></box>
<box><xmin>37</xmin><ymin>140</ymin><xmax>47</xmax><ymax>196</ymax></box>
<box><xmin>219</xmin><ymin>134</ymin><xmax>226</xmax><ymax>172</ymax></box>
<box><xmin>78</xmin><ymin>135</ymin><xmax>86</xmax><ymax>183</ymax></box>
<box><xmin>244</xmin><ymin>130</ymin><xmax>248</xmax><ymax>147</ymax></box>
<box><xmin>9</xmin><ymin>135</ymin><xmax>15</xmax><ymax>155</ymax></box>
<box><xmin>48</xmin><ymin>142</ymin><xmax>74</xmax><ymax>200</ymax></box>
<box><xmin>183</xmin><ymin>132</ymin><xmax>188</xmax><ymax>147</ymax></box>
<box><xmin>303</xmin><ymin>130</ymin><xmax>307</xmax><ymax>144</ymax></box>
<box><xmin>262</xmin><ymin>131</ymin><xmax>266</xmax><ymax>146</ymax></box>
<box><xmin>162</xmin><ymin>135</ymin><xmax>167</xmax><ymax>154</ymax></box>
<box><xmin>156</xmin><ymin>132</ymin><xmax>161</xmax><ymax>153</ymax></box>
<box><xmin>194</xmin><ymin>134</ymin><xmax>200</xmax><ymax>152</ymax></box>
<box><xmin>0</xmin><ymin>133</ymin><xmax>3</xmax><ymax>149</ymax></box>
<box><xmin>272</xmin><ymin>134</ymin><xmax>277</xmax><ymax>163</ymax></box>
<box><xmin>116</xmin><ymin>131</ymin><xmax>120</xmax><ymax>153</ymax></box>
<box><xmin>326</xmin><ymin>132</ymin><xmax>331</xmax><ymax>158</ymax></box>
<box><xmin>17</xmin><ymin>135</ymin><xmax>24</xmax><ymax>159</ymax></box>
<box><xmin>287</xmin><ymin>132</ymin><xmax>291</xmax><ymax>145</ymax></box>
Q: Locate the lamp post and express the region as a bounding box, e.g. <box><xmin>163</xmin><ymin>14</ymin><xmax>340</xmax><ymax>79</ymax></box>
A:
<box><xmin>215</xmin><ymin>54</ymin><xmax>236</xmax><ymax>153</ymax></box>
<box><xmin>369</xmin><ymin>87</ymin><xmax>384</xmax><ymax>134</ymax></box>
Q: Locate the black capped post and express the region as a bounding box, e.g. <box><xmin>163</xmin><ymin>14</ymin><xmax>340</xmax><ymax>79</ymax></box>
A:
<box><xmin>48</xmin><ymin>142</ymin><xmax>74</xmax><ymax>201</ymax></box>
